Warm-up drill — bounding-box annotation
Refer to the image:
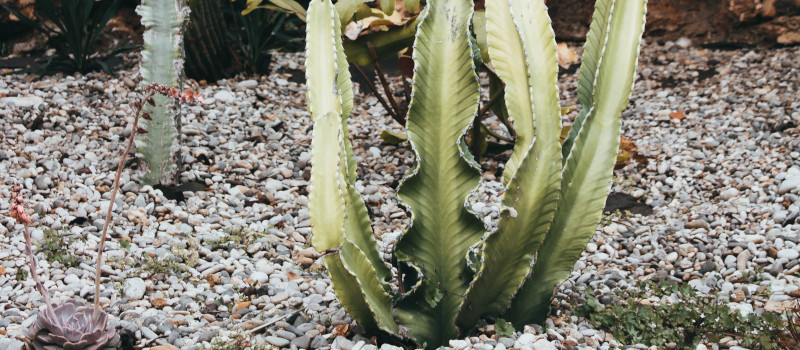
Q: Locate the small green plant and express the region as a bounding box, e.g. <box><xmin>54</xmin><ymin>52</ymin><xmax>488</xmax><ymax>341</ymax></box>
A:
<box><xmin>1</xmin><ymin>0</ymin><xmax>129</xmax><ymax>74</ymax></box>
<box><xmin>16</xmin><ymin>268</ymin><xmax>29</xmax><ymax>281</ymax></box>
<box><xmin>304</xmin><ymin>0</ymin><xmax>646</xmax><ymax>347</ymax></box>
<box><xmin>575</xmin><ymin>280</ymin><xmax>786</xmax><ymax>349</ymax></box>
<box><xmin>207</xmin><ymin>334</ymin><xmax>270</xmax><ymax>350</ymax></box>
<box><xmin>227</xmin><ymin>0</ymin><xmax>304</xmax><ymax>74</ymax></box>
<box><xmin>209</xmin><ymin>227</ymin><xmax>263</xmax><ymax>250</ymax></box>
<box><xmin>37</xmin><ymin>229</ymin><xmax>82</xmax><ymax>268</ymax></box>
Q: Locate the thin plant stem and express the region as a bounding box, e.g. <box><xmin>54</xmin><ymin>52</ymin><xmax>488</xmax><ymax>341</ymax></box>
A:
<box><xmin>353</xmin><ymin>64</ymin><xmax>405</xmax><ymax>125</ymax></box>
<box><xmin>22</xmin><ymin>221</ymin><xmax>53</xmax><ymax>311</ymax></box>
<box><xmin>367</xmin><ymin>43</ymin><xmax>403</xmax><ymax>122</ymax></box>
<box><xmin>93</xmin><ymin>91</ymin><xmax>153</xmax><ymax>321</ymax></box>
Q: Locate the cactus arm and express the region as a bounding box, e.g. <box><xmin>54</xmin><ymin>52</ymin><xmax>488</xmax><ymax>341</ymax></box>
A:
<box><xmin>479</xmin><ymin>0</ymin><xmax>532</xmax><ymax>185</ymax></box>
<box><xmin>393</xmin><ymin>0</ymin><xmax>483</xmax><ymax>346</ymax></box>
<box><xmin>306</xmin><ymin>0</ymin><xmax>395</xmax><ymax>333</ymax></box>
<box><xmin>506</xmin><ymin>0</ymin><xmax>647</xmax><ymax>328</ymax></box>
<box><xmin>325</xmin><ymin>246</ymin><xmax>394</xmax><ymax>333</ymax></box>
<box><xmin>456</xmin><ymin>0</ymin><xmax>562</xmax><ymax>331</ymax></box>
<box><xmin>561</xmin><ymin>0</ymin><xmax>613</xmax><ymax>160</ymax></box>
<box><xmin>308</xmin><ymin>112</ymin><xmax>348</xmax><ymax>251</ymax></box>
<box><xmin>136</xmin><ymin>0</ymin><xmax>185</xmax><ymax>185</ymax></box>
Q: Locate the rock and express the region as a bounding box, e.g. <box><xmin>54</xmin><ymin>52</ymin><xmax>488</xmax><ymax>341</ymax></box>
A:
<box><xmin>675</xmin><ymin>37</ymin><xmax>692</xmax><ymax>48</ymax></box>
<box><xmin>720</xmin><ymin>188</ymin><xmax>739</xmax><ymax>200</ymax></box>
<box><xmin>238</xmin><ymin>79</ymin><xmax>259</xmax><ymax>90</ymax></box>
<box><xmin>0</xmin><ymin>95</ymin><xmax>43</xmax><ymax>108</ymax></box>
<box><xmin>515</xmin><ymin>333</ymin><xmax>537</xmax><ymax>348</ymax></box>
<box><xmin>684</xmin><ymin>220</ymin><xmax>710</xmax><ymax>230</ymax></box>
<box><xmin>532</xmin><ymin>339</ymin><xmax>557</xmax><ymax>350</ymax></box>
<box><xmin>266</xmin><ymin>335</ymin><xmax>291</xmax><ymax>348</ymax></box>
<box><xmin>213</xmin><ymin>90</ymin><xmax>236</xmax><ymax>103</ymax></box>
<box><xmin>699</xmin><ymin>261</ymin><xmax>716</xmax><ymax>274</ymax></box>
<box><xmin>736</xmin><ymin>250</ymin><xmax>751</xmax><ymax>271</ymax></box>
<box><xmin>124</xmin><ymin>278</ymin><xmax>146</xmax><ymax>300</ymax></box>
<box><xmin>666</xmin><ymin>252</ymin><xmax>679</xmax><ymax>263</ymax></box>
<box><xmin>332</xmin><ymin>336</ymin><xmax>354</xmax><ymax>350</ymax></box>
<box><xmin>777</xmin><ymin>249</ymin><xmax>799</xmax><ymax>260</ymax></box>
<box><xmin>779</xmin><ymin>175</ymin><xmax>800</xmax><ymax>194</ymax></box>
<box><xmin>291</xmin><ymin>335</ymin><xmax>311</xmax><ymax>349</ymax></box>
<box><xmin>310</xmin><ymin>335</ymin><xmax>328</xmax><ymax>349</ymax></box>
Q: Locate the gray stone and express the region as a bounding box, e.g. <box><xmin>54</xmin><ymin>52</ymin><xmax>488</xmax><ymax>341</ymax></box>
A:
<box><xmin>291</xmin><ymin>335</ymin><xmax>311</xmax><ymax>349</ymax></box>
<box><xmin>267</xmin><ymin>335</ymin><xmax>291</xmax><ymax>348</ymax></box>
<box><xmin>332</xmin><ymin>336</ymin><xmax>354</xmax><ymax>350</ymax></box>
<box><xmin>310</xmin><ymin>335</ymin><xmax>328</xmax><ymax>349</ymax></box>
<box><xmin>124</xmin><ymin>278</ymin><xmax>146</xmax><ymax>300</ymax></box>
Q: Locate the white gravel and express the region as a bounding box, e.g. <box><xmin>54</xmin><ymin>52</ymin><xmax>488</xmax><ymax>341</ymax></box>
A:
<box><xmin>1</xmin><ymin>40</ymin><xmax>799</xmax><ymax>349</ymax></box>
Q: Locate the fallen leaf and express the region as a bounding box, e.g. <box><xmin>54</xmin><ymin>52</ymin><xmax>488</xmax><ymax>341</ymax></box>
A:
<box><xmin>669</xmin><ymin>110</ymin><xmax>686</xmax><ymax>120</ymax></box>
<box><xmin>234</xmin><ymin>301</ymin><xmax>251</xmax><ymax>312</ymax></box>
<box><xmin>332</xmin><ymin>324</ymin><xmax>351</xmax><ymax>337</ymax></box>
<box><xmin>557</xmin><ymin>43</ymin><xmax>579</xmax><ymax>68</ymax></box>
<box><xmin>0</xmin><ymin>266</ymin><xmax>5</xmax><ymax>276</ymax></box>
<box><xmin>206</xmin><ymin>274</ymin><xmax>221</xmax><ymax>287</ymax></box>
<box><xmin>150</xmin><ymin>345</ymin><xmax>177</xmax><ymax>350</ymax></box>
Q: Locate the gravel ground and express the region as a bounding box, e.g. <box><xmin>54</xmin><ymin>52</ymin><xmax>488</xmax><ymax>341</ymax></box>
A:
<box><xmin>1</xmin><ymin>40</ymin><xmax>799</xmax><ymax>350</ymax></box>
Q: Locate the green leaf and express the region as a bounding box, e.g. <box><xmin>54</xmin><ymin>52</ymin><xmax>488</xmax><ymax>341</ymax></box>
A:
<box><xmin>457</xmin><ymin>0</ymin><xmax>562</xmax><ymax>331</ymax></box>
<box><xmin>471</xmin><ymin>9</ymin><xmax>490</xmax><ymax>64</ymax></box>
<box><xmin>562</xmin><ymin>0</ymin><xmax>613</xmax><ymax>159</ymax></box>
<box><xmin>393</xmin><ymin>0</ymin><xmax>483</xmax><ymax>346</ymax></box>
<box><xmin>306</xmin><ymin>0</ymin><xmax>394</xmax><ymax>332</ymax></box>
<box><xmin>343</xmin><ymin>17</ymin><xmax>419</xmax><ymax>66</ymax></box>
<box><xmin>495</xmin><ymin>318</ymin><xmax>514</xmax><ymax>337</ymax></box>
<box><xmin>379</xmin><ymin>0</ymin><xmax>393</xmax><ymax>15</ymax></box>
<box><xmin>308</xmin><ymin>112</ymin><xmax>346</xmax><ymax>251</ymax></box>
<box><xmin>379</xmin><ymin>130</ymin><xmax>408</xmax><ymax>144</ymax></box>
<box><xmin>402</xmin><ymin>0</ymin><xmax>419</xmax><ymax>13</ymax></box>
<box><xmin>506</xmin><ymin>0</ymin><xmax>647</xmax><ymax>328</ymax></box>
<box><xmin>481</xmin><ymin>0</ymin><xmax>531</xmax><ymax>186</ymax></box>
<box><xmin>335</xmin><ymin>0</ymin><xmax>370</xmax><ymax>26</ymax></box>
<box><xmin>339</xmin><ymin>241</ymin><xmax>397</xmax><ymax>332</ymax></box>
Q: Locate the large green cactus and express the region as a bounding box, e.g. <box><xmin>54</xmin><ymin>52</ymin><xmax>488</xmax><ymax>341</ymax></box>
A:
<box><xmin>136</xmin><ymin>0</ymin><xmax>187</xmax><ymax>185</ymax></box>
<box><xmin>305</xmin><ymin>0</ymin><xmax>647</xmax><ymax>347</ymax></box>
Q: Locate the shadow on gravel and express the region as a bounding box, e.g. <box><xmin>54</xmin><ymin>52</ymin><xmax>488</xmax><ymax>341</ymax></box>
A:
<box><xmin>604</xmin><ymin>192</ymin><xmax>653</xmax><ymax>216</ymax></box>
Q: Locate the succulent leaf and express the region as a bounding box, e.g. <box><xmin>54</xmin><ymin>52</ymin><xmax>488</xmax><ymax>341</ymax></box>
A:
<box><xmin>457</xmin><ymin>0</ymin><xmax>563</xmax><ymax>331</ymax></box>
<box><xmin>393</xmin><ymin>0</ymin><xmax>483</xmax><ymax>346</ymax></box>
<box><xmin>306</xmin><ymin>0</ymin><xmax>394</xmax><ymax>333</ymax></box>
<box><xmin>561</xmin><ymin>0</ymin><xmax>614</xmax><ymax>159</ymax></box>
<box><xmin>506</xmin><ymin>0</ymin><xmax>647</xmax><ymax>328</ymax></box>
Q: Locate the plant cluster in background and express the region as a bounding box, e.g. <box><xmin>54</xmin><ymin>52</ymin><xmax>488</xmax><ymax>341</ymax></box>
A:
<box><xmin>574</xmin><ymin>280</ymin><xmax>789</xmax><ymax>349</ymax></box>
<box><xmin>1</xmin><ymin>0</ymin><xmax>134</xmax><ymax>74</ymax></box>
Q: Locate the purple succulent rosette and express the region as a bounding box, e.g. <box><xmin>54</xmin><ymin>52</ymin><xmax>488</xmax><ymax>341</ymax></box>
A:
<box><xmin>24</xmin><ymin>298</ymin><xmax>119</xmax><ymax>350</ymax></box>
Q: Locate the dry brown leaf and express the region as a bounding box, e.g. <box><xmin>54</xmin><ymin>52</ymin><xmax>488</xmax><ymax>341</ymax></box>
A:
<box><xmin>332</xmin><ymin>324</ymin><xmax>351</xmax><ymax>337</ymax></box>
<box><xmin>557</xmin><ymin>43</ymin><xmax>579</xmax><ymax>68</ymax></box>
<box><xmin>669</xmin><ymin>110</ymin><xmax>686</xmax><ymax>120</ymax></box>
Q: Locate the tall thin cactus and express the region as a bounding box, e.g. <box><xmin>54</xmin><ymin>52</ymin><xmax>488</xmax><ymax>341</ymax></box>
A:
<box><xmin>136</xmin><ymin>0</ymin><xmax>188</xmax><ymax>185</ymax></box>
